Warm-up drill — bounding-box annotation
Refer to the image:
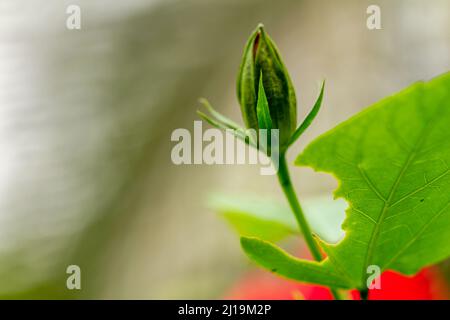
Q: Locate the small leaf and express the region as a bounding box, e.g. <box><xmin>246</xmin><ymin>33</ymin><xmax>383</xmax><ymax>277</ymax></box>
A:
<box><xmin>240</xmin><ymin>237</ymin><xmax>353</xmax><ymax>288</ymax></box>
<box><xmin>210</xmin><ymin>194</ymin><xmax>346</xmax><ymax>243</ymax></box>
<box><xmin>209</xmin><ymin>194</ymin><xmax>298</xmax><ymax>242</ymax></box>
<box><xmin>288</xmin><ymin>80</ymin><xmax>325</xmax><ymax>147</ymax></box>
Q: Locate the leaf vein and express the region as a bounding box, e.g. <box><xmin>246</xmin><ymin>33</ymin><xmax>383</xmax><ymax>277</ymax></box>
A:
<box><xmin>358</xmin><ymin>165</ymin><xmax>387</xmax><ymax>202</ymax></box>
<box><xmin>362</xmin><ymin>85</ymin><xmax>436</xmax><ymax>284</ymax></box>
<box><xmin>383</xmin><ymin>200</ymin><xmax>450</xmax><ymax>270</ymax></box>
<box><xmin>352</xmin><ymin>207</ymin><xmax>377</xmax><ymax>224</ymax></box>
<box><xmin>390</xmin><ymin>169</ymin><xmax>449</xmax><ymax>207</ymax></box>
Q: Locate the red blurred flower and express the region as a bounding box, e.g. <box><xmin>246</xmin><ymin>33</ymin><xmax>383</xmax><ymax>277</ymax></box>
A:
<box><xmin>225</xmin><ymin>267</ymin><xmax>448</xmax><ymax>300</ymax></box>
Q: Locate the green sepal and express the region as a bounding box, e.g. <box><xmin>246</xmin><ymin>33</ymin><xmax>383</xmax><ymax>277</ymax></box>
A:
<box><xmin>197</xmin><ymin>99</ymin><xmax>257</xmax><ymax>148</ymax></box>
<box><xmin>288</xmin><ymin>80</ymin><xmax>325</xmax><ymax>147</ymax></box>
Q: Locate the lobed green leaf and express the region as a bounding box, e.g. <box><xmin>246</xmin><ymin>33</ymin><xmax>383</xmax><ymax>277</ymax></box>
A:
<box><xmin>241</xmin><ymin>73</ymin><xmax>450</xmax><ymax>289</ymax></box>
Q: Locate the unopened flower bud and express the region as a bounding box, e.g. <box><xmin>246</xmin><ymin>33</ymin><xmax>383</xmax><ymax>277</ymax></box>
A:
<box><xmin>237</xmin><ymin>24</ymin><xmax>297</xmax><ymax>151</ymax></box>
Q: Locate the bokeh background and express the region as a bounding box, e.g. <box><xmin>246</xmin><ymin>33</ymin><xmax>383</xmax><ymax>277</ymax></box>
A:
<box><xmin>0</xmin><ymin>0</ymin><xmax>449</xmax><ymax>299</ymax></box>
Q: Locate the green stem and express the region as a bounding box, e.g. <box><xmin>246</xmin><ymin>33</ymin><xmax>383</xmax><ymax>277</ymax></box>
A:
<box><xmin>277</xmin><ymin>153</ymin><xmax>322</xmax><ymax>260</ymax></box>
<box><xmin>276</xmin><ymin>152</ymin><xmax>342</xmax><ymax>300</ymax></box>
<box><xmin>359</xmin><ymin>289</ymin><xmax>369</xmax><ymax>300</ymax></box>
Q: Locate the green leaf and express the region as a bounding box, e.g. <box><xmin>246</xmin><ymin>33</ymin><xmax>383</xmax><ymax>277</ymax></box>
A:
<box><xmin>287</xmin><ymin>72</ymin><xmax>450</xmax><ymax>289</ymax></box>
<box><xmin>288</xmin><ymin>80</ymin><xmax>325</xmax><ymax>147</ymax></box>
<box><xmin>240</xmin><ymin>73</ymin><xmax>450</xmax><ymax>289</ymax></box>
<box><xmin>240</xmin><ymin>237</ymin><xmax>352</xmax><ymax>288</ymax></box>
<box><xmin>210</xmin><ymin>194</ymin><xmax>298</xmax><ymax>242</ymax></box>
<box><xmin>210</xmin><ymin>194</ymin><xmax>346</xmax><ymax>243</ymax></box>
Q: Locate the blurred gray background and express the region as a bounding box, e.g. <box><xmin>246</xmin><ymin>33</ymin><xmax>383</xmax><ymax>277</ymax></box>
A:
<box><xmin>0</xmin><ymin>0</ymin><xmax>449</xmax><ymax>298</ymax></box>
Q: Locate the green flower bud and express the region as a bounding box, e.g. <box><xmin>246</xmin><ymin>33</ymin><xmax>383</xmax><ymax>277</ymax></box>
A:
<box><xmin>237</xmin><ymin>24</ymin><xmax>297</xmax><ymax>151</ymax></box>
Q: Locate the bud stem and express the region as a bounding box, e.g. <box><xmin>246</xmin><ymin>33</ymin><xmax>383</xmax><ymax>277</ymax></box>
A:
<box><xmin>277</xmin><ymin>153</ymin><xmax>323</xmax><ymax>260</ymax></box>
<box><xmin>277</xmin><ymin>152</ymin><xmax>343</xmax><ymax>300</ymax></box>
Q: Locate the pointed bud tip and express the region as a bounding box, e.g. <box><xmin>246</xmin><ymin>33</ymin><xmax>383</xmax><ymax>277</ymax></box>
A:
<box><xmin>255</xmin><ymin>23</ymin><xmax>267</xmax><ymax>39</ymax></box>
<box><xmin>252</xmin><ymin>24</ymin><xmax>267</xmax><ymax>54</ymax></box>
